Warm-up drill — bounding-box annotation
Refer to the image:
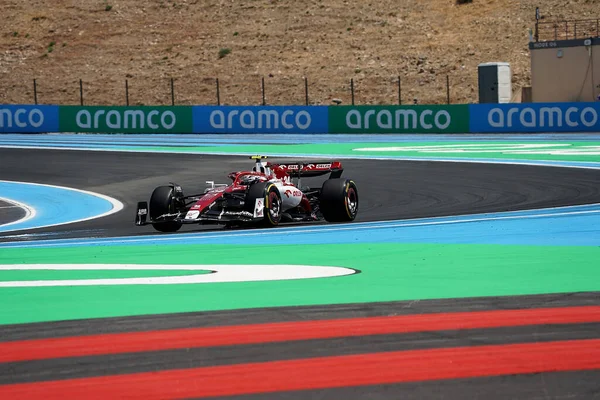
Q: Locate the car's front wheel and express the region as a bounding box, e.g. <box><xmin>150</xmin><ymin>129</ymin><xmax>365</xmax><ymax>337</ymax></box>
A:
<box><xmin>245</xmin><ymin>182</ymin><xmax>282</xmax><ymax>227</ymax></box>
<box><xmin>149</xmin><ymin>186</ymin><xmax>183</xmax><ymax>233</ymax></box>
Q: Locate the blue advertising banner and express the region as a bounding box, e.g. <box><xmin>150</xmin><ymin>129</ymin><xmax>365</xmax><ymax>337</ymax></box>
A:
<box><xmin>193</xmin><ymin>106</ymin><xmax>329</xmax><ymax>133</ymax></box>
<box><xmin>0</xmin><ymin>105</ymin><xmax>59</xmax><ymax>133</ymax></box>
<box><xmin>470</xmin><ymin>103</ymin><xmax>600</xmax><ymax>133</ymax></box>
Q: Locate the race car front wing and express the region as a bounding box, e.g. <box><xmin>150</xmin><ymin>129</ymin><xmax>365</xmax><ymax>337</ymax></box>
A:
<box><xmin>134</xmin><ymin>201</ymin><xmax>258</xmax><ymax>226</ymax></box>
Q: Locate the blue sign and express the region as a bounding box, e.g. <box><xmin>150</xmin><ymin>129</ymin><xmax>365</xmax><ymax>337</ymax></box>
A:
<box><xmin>470</xmin><ymin>103</ymin><xmax>600</xmax><ymax>133</ymax></box>
<box><xmin>0</xmin><ymin>105</ymin><xmax>59</xmax><ymax>133</ymax></box>
<box><xmin>193</xmin><ymin>106</ymin><xmax>329</xmax><ymax>133</ymax></box>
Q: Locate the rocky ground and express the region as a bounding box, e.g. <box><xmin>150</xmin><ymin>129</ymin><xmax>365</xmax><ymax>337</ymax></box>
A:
<box><xmin>1</xmin><ymin>0</ymin><xmax>599</xmax><ymax>106</ymax></box>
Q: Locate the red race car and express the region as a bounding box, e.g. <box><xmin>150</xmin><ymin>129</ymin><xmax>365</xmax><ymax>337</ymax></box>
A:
<box><xmin>135</xmin><ymin>155</ymin><xmax>358</xmax><ymax>232</ymax></box>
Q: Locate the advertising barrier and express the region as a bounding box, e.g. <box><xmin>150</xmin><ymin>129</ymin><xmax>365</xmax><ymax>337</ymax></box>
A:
<box><xmin>2</xmin><ymin>102</ymin><xmax>600</xmax><ymax>134</ymax></box>
<box><xmin>59</xmin><ymin>106</ymin><xmax>194</xmax><ymax>133</ymax></box>
<box><xmin>328</xmin><ymin>105</ymin><xmax>470</xmax><ymax>134</ymax></box>
<box><xmin>193</xmin><ymin>106</ymin><xmax>328</xmax><ymax>133</ymax></box>
<box><xmin>469</xmin><ymin>103</ymin><xmax>600</xmax><ymax>133</ymax></box>
<box><xmin>0</xmin><ymin>105</ymin><xmax>59</xmax><ymax>133</ymax></box>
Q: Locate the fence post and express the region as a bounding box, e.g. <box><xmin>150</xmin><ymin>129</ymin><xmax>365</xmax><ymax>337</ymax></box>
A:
<box><xmin>304</xmin><ymin>77</ymin><xmax>309</xmax><ymax>106</ymax></box>
<box><xmin>125</xmin><ymin>79</ymin><xmax>129</xmax><ymax>106</ymax></box>
<box><xmin>534</xmin><ymin>7</ymin><xmax>540</xmax><ymax>42</ymax></box>
<box><xmin>170</xmin><ymin>78</ymin><xmax>175</xmax><ymax>106</ymax></box>
<box><xmin>216</xmin><ymin>78</ymin><xmax>220</xmax><ymax>106</ymax></box>
<box><xmin>574</xmin><ymin>21</ymin><xmax>577</xmax><ymax>39</ymax></box>
<box><xmin>350</xmin><ymin>78</ymin><xmax>355</xmax><ymax>105</ymax></box>
<box><xmin>565</xmin><ymin>21</ymin><xmax>568</xmax><ymax>40</ymax></box>
<box><xmin>446</xmin><ymin>75</ymin><xmax>450</xmax><ymax>104</ymax></box>
<box><xmin>79</xmin><ymin>79</ymin><xmax>84</xmax><ymax>106</ymax></box>
<box><xmin>261</xmin><ymin>77</ymin><xmax>266</xmax><ymax>106</ymax></box>
<box><xmin>33</xmin><ymin>79</ymin><xmax>38</xmax><ymax>105</ymax></box>
<box><xmin>398</xmin><ymin>76</ymin><xmax>402</xmax><ymax>105</ymax></box>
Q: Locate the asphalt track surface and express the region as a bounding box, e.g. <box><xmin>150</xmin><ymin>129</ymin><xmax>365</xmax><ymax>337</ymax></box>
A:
<box><xmin>2</xmin><ymin>148</ymin><xmax>600</xmax><ymax>239</ymax></box>
<box><xmin>1</xmin><ymin>148</ymin><xmax>599</xmax><ymax>399</ymax></box>
<box><xmin>0</xmin><ymin>199</ymin><xmax>24</xmax><ymax>226</ymax></box>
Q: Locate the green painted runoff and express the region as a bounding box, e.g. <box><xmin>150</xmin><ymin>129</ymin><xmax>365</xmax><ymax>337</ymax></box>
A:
<box><xmin>0</xmin><ymin>270</ymin><xmax>210</xmax><ymax>281</ymax></box>
<box><xmin>126</xmin><ymin>141</ymin><xmax>600</xmax><ymax>163</ymax></box>
<box><xmin>0</xmin><ymin>243</ymin><xmax>598</xmax><ymax>324</ymax></box>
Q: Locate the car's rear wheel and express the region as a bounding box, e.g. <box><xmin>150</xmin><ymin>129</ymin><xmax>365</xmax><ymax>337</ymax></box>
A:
<box><xmin>149</xmin><ymin>186</ymin><xmax>183</xmax><ymax>233</ymax></box>
<box><xmin>320</xmin><ymin>178</ymin><xmax>358</xmax><ymax>222</ymax></box>
<box><xmin>245</xmin><ymin>182</ymin><xmax>282</xmax><ymax>227</ymax></box>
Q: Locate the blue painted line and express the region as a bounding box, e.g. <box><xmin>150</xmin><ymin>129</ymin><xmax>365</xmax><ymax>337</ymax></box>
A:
<box><xmin>2</xmin><ymin>133</ymin><xmax>600</xmax><ymax>146</ymax></box>
<box><xmin>3</xmin><ymin>144</ymin><xmax>600</xmax><ymax>170</ymax></box>
<box><xmin>0</xmin><ymin>181</ymin><xmax>123</xmax><ymax>233</ymax></box>
<box><xmin>3</xmin><ymin>134</ymin><xmax>600</xmax><ymax>170</ymax></box>
<box><xmin>2</xmin><ymin>203</ymin><xmax>598</xmax><ymax>248</ymax></box>
<box><xmin>0</xmin><ymin>141</ymin><xmax>241</xmax><ymax>150</ymax></box>
<box><xmin>0</xmin><ymin>141</ymin><xmax>237</xmax><ymax>148</ymax></box>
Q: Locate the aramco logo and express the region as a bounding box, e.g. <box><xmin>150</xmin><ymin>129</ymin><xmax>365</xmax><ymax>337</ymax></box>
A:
<box><xmin>75</xmin><ymin>109</ymin><xmax>177</xmax><ymax>130</ymax></box>
<box><xmin>0</xmin><ymin>108</ymin><xmax>45</xmax><ymax>128</ymax></box>
<box><xmin>209</xmin><ymin>109</ymin><xmax>312</xmax><ymax>130</ymax></box>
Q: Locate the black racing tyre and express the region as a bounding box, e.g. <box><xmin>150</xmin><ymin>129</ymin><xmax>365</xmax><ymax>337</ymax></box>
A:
<box><xmin>245</xmin><ymin>182</ymin><xmax>282</xmax><ymax>227</ymax></box>
<box><xmin>149</xmin><ymin>186</ymin><xmax>183</xmax><ymax>233</ymax></box>
<box><xmin>320</xmin><ymin>178</ymin><xmax>359</xmax><ymax>222</ymax></box>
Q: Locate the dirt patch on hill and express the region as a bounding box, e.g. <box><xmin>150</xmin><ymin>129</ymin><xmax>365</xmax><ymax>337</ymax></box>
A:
<box><xmin>1</xmin><ymin>0</ymin><xmax>598</xmax><ymax>106</ymax></box>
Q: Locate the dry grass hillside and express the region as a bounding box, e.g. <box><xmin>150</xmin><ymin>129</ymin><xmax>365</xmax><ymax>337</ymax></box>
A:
<box><xmin>1</xmin><ymin>0</ymin><xmax>599</xmax><ymax>106</ymax></box>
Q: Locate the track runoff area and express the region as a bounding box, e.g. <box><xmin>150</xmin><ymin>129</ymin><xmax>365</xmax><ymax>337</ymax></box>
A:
<box><xmin>0</xmin><ymin>137</ymin><xmax>599</xmax><ymax>399</ymax></box>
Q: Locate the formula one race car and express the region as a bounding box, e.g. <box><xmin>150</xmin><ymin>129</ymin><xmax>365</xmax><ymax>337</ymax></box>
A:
<box><xmin>135</xmin><ymin>156</ymin><xmax>358</xmax><ymax>232</ymax></box>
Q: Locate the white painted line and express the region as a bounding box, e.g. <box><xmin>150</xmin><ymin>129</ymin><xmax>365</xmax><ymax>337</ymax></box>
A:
<box><xmin>0</xmin><ymin>196</ymin><xmax>36</xmax><ymax>229</ymax></box>
<box><xmin>1</xmin><ymin>144</ymin><xmax>600</xmax><ymax>171</ymax></box>
<box><xmin>0</xmin><ymin>264</ymin><xmax>356</xmax><ymax>287</ymax></box>
<box><xmin>353</xmin><ymin>143</ymin><xmax>572</xmax><ymax>152</ymax></box>
<box><xmin>0</xmin><ymin>180</ymin><xmax>124</xmax><ymax>232</ymax></box>
<box><xmin>353</xmin><ymin>143</ymin><xmax>600</xmax><ymax>156</ymax></box>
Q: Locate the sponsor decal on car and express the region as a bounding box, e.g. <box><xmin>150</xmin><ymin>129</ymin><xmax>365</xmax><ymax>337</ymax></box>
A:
<box><xmin>185</xmin><ymin>210</ymin><xmax>200</xmax><ymax>220</ymax></box>
<box><xmin>284</xmin><ymin>189</ymin><xmax>302</xmax><ymax>198</ymax></box>
<box><xmin>254</xmin><ymin>199</ymin><xmax>264</xmax><ymax>218</ymax></box>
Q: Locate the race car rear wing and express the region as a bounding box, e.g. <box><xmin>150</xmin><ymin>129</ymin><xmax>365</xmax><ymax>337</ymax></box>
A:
<box><xmin>270</xmin><ymin>161</ymin><xmax>343</xmax><ymax>179</ymax></box>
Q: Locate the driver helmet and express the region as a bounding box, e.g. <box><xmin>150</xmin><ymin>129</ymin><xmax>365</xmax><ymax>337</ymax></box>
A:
<box><xmin>253</xmin><ymin>159</ymin><xmax>271</xmax><ymax>176</ymax></box>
